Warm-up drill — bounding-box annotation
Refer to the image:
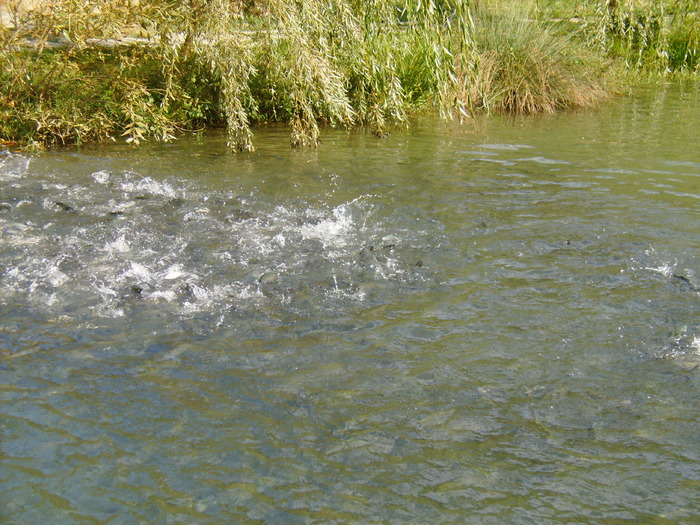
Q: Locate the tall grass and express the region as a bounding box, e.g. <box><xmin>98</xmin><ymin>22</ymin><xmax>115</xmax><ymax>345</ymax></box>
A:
<box><xmin>470</xmin><ymin>1</ymin><xmax>610</xmax><ymax>115</ymax></box>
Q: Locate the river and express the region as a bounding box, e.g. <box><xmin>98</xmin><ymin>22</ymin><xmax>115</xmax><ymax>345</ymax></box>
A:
<box><xmin>1</xmin><ymin>84</ymin><xmax>699</xmax><ymax>523</ymax></box>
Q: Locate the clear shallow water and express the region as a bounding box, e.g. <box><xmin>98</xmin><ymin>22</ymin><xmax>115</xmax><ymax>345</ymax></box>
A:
<box><xmin>1</xmin><ymin>85</ymin><xmax>699</xmax><ymax>523</ymax></box>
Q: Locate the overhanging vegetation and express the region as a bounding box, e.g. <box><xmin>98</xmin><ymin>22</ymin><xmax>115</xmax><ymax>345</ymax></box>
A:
<box><xmin>0</xmin><ymin>1</ymin><xmax>697</xmax><ymax>150</ymax></box>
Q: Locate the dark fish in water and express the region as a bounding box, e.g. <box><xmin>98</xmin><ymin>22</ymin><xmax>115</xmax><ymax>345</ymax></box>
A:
<box><xmin>54</xmin><ymin>201</ymin><xmax>75</xmax><ymax>213</ymax></box>
<box><xmin>672</xmin><ymin>274</ymin><xmax>699</xmax><ymax>293</ymax></box>
<box><xmin>168</xmin><ymin>197</ymin><xmax>186</xmax><ymax>207</ymax></box>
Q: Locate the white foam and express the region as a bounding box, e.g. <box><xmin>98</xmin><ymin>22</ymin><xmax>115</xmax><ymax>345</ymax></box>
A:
<box><xmin>273</xmin><ymin>233</ymin><xmax>286</xmax><ymax>247</ymax></box>
<box><xmin>104</xmin><ymin>235</ymin><xmax>130</xmax><ymax>255</ymax></box>
<box><xmin>92</xmin><ymin>170</ymin><xmax>111</xmax><ymax>184</ymax></box>
<box><xmin>150</xmin><ymin>290</ymin><xmax>177</xmax><ymax>302</ymax></box>
<box><xmin>189</xmin><ymin>284</ymin><xmax>209</xmax><ymax>301</ymax></box>
<box><xmin>6</xmin><ymin>267</ymin><xmax>27</xmax><ymax>282</ymax></box>
<box><xmin>646</xmin><ymin>262</ymin><xmax>676</xmax><ymax>278</ymax></box>
<box><xmin>125</xmin><ymin>262</ymin><xmax>152</xmax><ymax>283</ymax></box>
<box><xmin>0</xmin><ymin>154</ymin><xmax>31</xmax><ymax>179</ymax></box>
<box><xmin>96</xmin><ymin>285</ymin><xmax>118</xmax><ymax>299</ymax></box>
<box><xmin>45</xmin><ymin>266</ymin><xmax>69</xmax><ymax>287</ymax></box>
<box><xmin>120</xmin><ymin>176</ymin><xmax>177</xmax><ymax>198</ymax></box>
<box><xmin>183</xmin><ymin>209</ymin><xmax>209</xmax><ymax>221</ymax></box>
<box><xmin>163</xmin><ymin>264</ymin><xmax>187</xmax><ymax>280</ymax></box>
<box><xmin>237</xmin><ymin>285</ymin><xmax>264</xmax><ymax>299</ymax></box>
<box><xmin>300</xmin><ymin>204</ymin><xmax>353</xmax><ymax>247</ymax></box>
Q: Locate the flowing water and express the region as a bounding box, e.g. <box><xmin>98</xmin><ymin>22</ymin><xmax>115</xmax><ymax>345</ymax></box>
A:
<box><xmin>1</xmin><ymin>85</ymin><xmax>699</xmax><ymax>523</ymax></box>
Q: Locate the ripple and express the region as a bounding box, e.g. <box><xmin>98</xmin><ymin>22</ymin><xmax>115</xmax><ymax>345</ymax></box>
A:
<box><xmin>477</xmin><ymin>143</ymin><xmax>535</xmax><ymax>151</ymax></box>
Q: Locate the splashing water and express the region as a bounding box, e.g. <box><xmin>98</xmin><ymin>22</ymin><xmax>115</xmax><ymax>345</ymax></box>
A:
<box><xmin>0</xmin><ymin>164</ymin><xmax>440</xmax><ymax>334</ymax></box>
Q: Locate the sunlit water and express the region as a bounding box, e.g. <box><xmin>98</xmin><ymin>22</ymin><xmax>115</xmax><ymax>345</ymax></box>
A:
<box><xmin>1</xmin><ymin>85</ymin><xmax>699</xmax><ymax>523</ymax></box>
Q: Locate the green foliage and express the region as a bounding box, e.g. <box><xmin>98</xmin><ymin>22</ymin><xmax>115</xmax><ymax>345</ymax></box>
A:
<box><xmin>547</xmin><ymin>0</ymin><xmax>700</xmax><ymax>75</ymax></box>
<box><xmin>666</xmin><ymin>1</ymin><xmax>700</xmax><ymax>71</ymax></box>
<box><xmin>2</xmin><ymin>0</ymin><xmax>694</xmax><ymax>151</ymax></box>
<box><xmin>0</xmin><ymin>1</ymin><xmax>201</xmax><ymax>147</ymax></box>
<box><xmin>605</xmin><ymin>1</ymin><xmax>700</xmax><ymax>74</ymax></box>
<box><xmin>1</xmin><ymin>0</ymin><xmax>478</xmax><ymax>150</ymax></box>
<box><xmin>599</xmin><ymin>0</ymin><xmax>671</xmax><ymax>70</ymax></box>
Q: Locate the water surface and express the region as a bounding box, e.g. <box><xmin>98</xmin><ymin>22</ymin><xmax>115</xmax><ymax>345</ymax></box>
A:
<box><xmin>1</xmin><ymin>85</ymin><xmax>699</xmax><ymax>523</ymax></box>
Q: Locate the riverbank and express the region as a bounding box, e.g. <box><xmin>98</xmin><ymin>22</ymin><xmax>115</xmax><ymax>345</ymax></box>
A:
<box><xmin>1</xmin><ymin>1</ymin><xmax>697</xmax><ymax>151</ymax></box>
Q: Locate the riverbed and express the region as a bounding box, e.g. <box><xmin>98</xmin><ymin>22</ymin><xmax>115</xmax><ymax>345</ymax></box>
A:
<box><xmin>1</xmin><ymin>84</ymin><xmax>699</xmax><ymax>523</ymax></box>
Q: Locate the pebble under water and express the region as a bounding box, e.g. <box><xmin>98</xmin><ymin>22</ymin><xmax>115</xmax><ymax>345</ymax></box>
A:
<box><xmin>1</xmin><ymin>85</ymin><xmax>699</xmax><ymax>523</ymax></box>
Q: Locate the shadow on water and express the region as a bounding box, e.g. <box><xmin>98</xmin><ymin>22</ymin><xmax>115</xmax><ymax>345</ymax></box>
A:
<box><xmin>1</xmin><ymin>84</ymin><xmax>699</xmax><ymax>523</ymax></box>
